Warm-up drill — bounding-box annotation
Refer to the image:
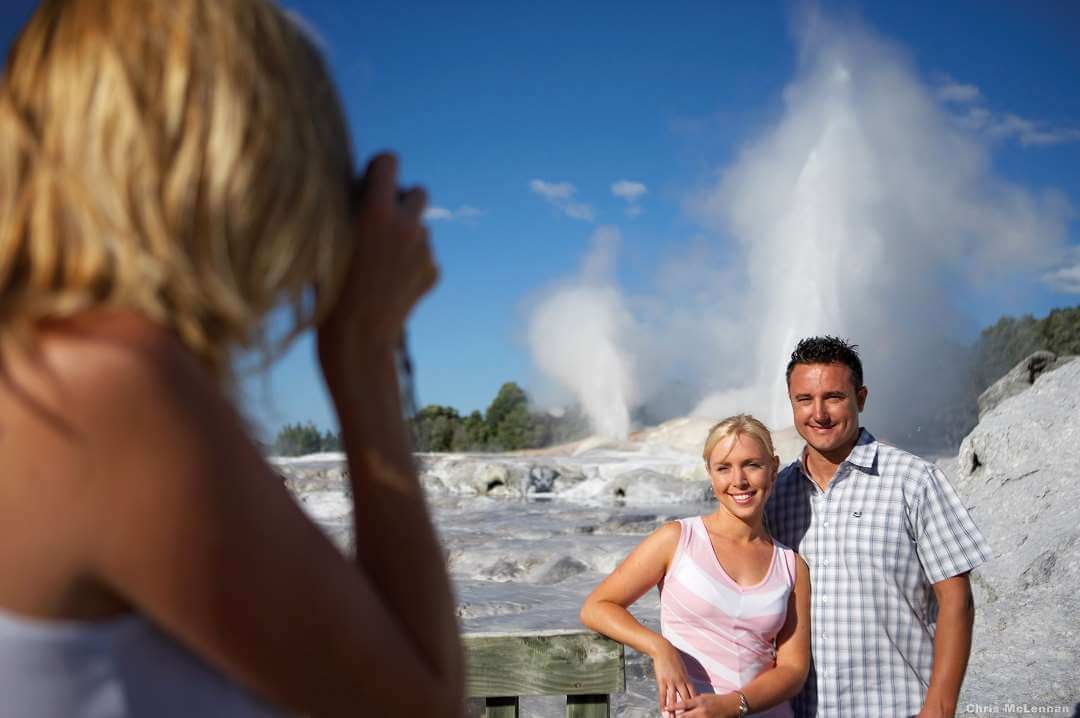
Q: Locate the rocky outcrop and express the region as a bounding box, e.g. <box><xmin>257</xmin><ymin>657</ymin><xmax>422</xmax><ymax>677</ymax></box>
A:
<box><xmin>950</xmin><ymin>357</ymin><xmax>1080</xmax><ymax>707</ymax></box>
<box><xmin>975</xmin><ymin>350</ymin><xmax>1076</xmax><ymax>419</ymax></box>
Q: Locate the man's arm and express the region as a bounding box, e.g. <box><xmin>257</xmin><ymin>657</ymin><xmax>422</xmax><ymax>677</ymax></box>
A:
<box><xmin>919</xmin><ymin>573</ymin><xmax>975</xmax><ymax>718</ymax></box>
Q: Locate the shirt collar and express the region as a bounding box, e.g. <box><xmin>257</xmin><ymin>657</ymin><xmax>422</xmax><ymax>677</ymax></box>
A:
<box><xmin>797</xmin><ymin>427</ymin><xmax>879</xmax><ymax>479</ymax></box>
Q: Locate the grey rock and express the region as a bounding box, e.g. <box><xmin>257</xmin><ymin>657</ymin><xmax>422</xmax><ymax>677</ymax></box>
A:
<box><xmin>528</xmin><ymin>465</ymin><xmax>560</xmax><ymax>494</ymax></box>
<box><xmin>475</xmin><ymin>463</ymin><xmax>513</xmax><ymax>496</ymax></box>
<box><xmin>548</xmin><ymin>464</ymin><xmax>587</xmax><ymax>491</ymax></box>
<box><xmin>976</xmin><ymin>350</ymin><xmax>1076</xmax><ymax>419</ymax></box>
<box><xmin>533</xmin><ymin>556</ymin><xmax>589</xmax><ymax>584</ymax></box>
<box><xmin>604</xmin><ymin>468</ymin><xmax>713</xmax><ymax>504</ymax></box>
<box><xmin>951</xmin><ymin>358</ymin><xmax>1080</xmax><ymax>706</ymax></box>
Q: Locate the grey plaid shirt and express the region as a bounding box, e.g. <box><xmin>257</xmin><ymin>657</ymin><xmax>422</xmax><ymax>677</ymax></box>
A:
<box><xmin>765</xmin><ymin>429</ymin><xmax>990</xmax><ymax>718</ymax></box>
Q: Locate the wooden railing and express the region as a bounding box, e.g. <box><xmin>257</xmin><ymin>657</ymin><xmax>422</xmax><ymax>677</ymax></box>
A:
<box><xmin>464</xmin><ymin>629</ymin><xmax>626</xmax><ymax>718</ymax></box>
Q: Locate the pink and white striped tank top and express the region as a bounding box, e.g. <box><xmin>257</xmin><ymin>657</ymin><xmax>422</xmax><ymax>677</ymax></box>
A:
<box><xmin>659</xmin><ymin>516</ymin><xmax>795</xmax><ymax>718</ymax></box>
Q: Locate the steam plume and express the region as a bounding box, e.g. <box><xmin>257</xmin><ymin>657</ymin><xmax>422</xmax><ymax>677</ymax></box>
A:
<box><xmin>528</xmin><ymin>13</ymin><xmax>1071</xmax><ymax>445</ymax></box>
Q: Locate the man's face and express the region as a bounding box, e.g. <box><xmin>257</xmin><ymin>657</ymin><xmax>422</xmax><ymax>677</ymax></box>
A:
<box><xmin>787</xmin><ymin>362</ymin><xmax>868</xmax><ymax>458</ymax></box>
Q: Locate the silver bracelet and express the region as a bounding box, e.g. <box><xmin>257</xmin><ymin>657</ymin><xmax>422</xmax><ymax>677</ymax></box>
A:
<box><xmin>734</xmin><ymin>690</ymin><xmax>750</xmax><ymax>716</ymax></box>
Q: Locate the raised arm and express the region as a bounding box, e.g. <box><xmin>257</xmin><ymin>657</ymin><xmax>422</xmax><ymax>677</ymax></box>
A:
<box><xmin>52</xmin><ymin>153</ymin><xmax>464</xmax><ymax>718</ymax></box>
<box><xmin>316</xmin><ymin>153</ymin><xmax>462</xmax><ymax>702</ymax></box>
<box><xmin>580</xmin><ymin>521</ymin><xmax>693</xmax><ymax>716</ymax></box>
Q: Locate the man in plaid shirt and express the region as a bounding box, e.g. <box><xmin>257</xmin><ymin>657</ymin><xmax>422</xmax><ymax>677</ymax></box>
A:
<box><xmin>765</xmin><ymin>336</ymin><xmax>990</xmax><ymax>718</ymax></box>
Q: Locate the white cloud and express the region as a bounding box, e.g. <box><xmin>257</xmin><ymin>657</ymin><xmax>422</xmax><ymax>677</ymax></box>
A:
<box><xmin>424</xmin><ymin>205</ymin><xmax>485</xmax><ymax>222</ymax></box>
<box><xmin>530</xmin><ymin>179</ymin><xmax>595</xmax><ymax>222</ymax></box>
<box><xmin>987</xmin><ymin>114</ymin><xmax>1080</xmax><ymax>147</ymax></box>
<box><xmin>1044</xmin><ymin>264</ymin><xmax>1080</xmax><ymax>293</ymax></box>
<box><xmin>530</xmin><ymin>180</ymin><xmax>576</xmax><ymax>201</ymax></box>
<box><xmin>957</xmin><ymin>106</ymin><xmax>992</xmax><ymax>130</ymax></box>
<box><xmin>611</xmin><ymin>180</ymin><xmax>647</xmax><ymax>217</ymax></box>
<box><xmin>1044</xmin><ymin>249</ymin><xmax>1080</xmax><ymax>293</ymax></box>
<box><xmin>564</xmin><ymin>202</ymin><xmax>595</xmax><ymax>221</ymax></box>
<box><xmin>424</xmin><ymin>207</ymin><xmax>453</xmax><ymax>221</ymax></box>
<box><xmin>611</xmin><ymin>180</ymin><xmax>648</xmax><ymax>201</ymax></box>
<box><xmin>937</xmin><ymin>76</ymin><xmax>1080</xmax><ymax>147</ymax></box>
<box><xmin>935</xmin><ymin>81</ymin><xmax>982</xmax><ymax>104</ymax></box>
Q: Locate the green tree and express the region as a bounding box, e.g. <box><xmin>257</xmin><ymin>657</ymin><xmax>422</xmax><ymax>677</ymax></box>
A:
<box><xmin>407</xmin><ymin>382</ymin><xmax>590</xmax><ymax>453</ymax></box>
<box><xmin>483</xmin><ymin>382</ymin><xmax>540</xmax><ymax>450</ymax></box>
<box><xmin>272</xmin><ymin>421</ymin><xmax>325</xmax><ymax>456</ymax></box>
<box><xmin>459</xmin><ymin>410</ymin><xmax>489</xmax><ymax>451</ymax></box>
<box><xmin>320</xmin><ymin>429</ymin><xmax>341</xmax><ymax>451</ymax></box>
<box><xmin>971</xmin><ymin>314</ymin><xmax>1040</xmax><ymax>390</ymax></box>
<box><xmin>410</xmin><ymin>405</ymin><xmax>463</xmax><ymax>452</ymax></box>
<box><xmin>1038</xmin><ymin>306</ymin><xmax>1080</xmax><ymax>356</ymax></box>
<box><xmin>972</xmin><ymin>305</ymin><xmax>1080</xmax><ymax>393</ymax></box>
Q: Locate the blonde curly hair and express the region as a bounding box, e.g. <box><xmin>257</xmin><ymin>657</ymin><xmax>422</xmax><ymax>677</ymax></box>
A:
<box><xmin>0</xmin><ymin>0</ymin><xmax>355</xmax><ymax>382</ymax></box>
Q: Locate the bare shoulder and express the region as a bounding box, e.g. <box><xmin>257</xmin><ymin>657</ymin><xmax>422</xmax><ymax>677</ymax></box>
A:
<box><xmin>631</xmin><ymin>520</ymin><xmax>683</xmax><ymax>565</ymax></box>
<box><xmin>31</xmin><ymin>312</ymin><xmax>216</xmax><ymax>422</ymax></box>
<box><xmin>652</xmin><ymin>520</ymin><xmax>683</xmax><ymax>545</ymax></box>
<box><xmin>0</xmin><ymin>312</ymin><xmax>256</xmax><ymax>615</ymax></box>
<box><xmin>3</xmin><ymin>311</ymin><xmax>273</xmax><ymax>549</ymax></box>
<box><xmin>20</xmin><ymin>312</ymin><xmax>255</xmax><ymax>467</ymax></box>
<box><xmin>0</xmin><ymin>312</ymin><xmax>217</xmax><ymax>465</ymax></box>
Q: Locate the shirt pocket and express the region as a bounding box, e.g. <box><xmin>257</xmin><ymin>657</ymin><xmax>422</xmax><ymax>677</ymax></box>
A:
<box><xmin>839</xmin><ymin>499</ymin><xmax>914</xmax><ymax>575</ymax></box>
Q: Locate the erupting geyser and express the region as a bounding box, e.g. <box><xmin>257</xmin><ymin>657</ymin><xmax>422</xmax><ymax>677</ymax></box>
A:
<box><xmin>529</xmin><ymin>12</ymin><xmax>1070</xmax><ymax>445</ymax></box>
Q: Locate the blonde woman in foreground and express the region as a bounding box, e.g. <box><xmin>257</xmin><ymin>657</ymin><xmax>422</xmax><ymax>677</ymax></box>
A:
<box><xmin>580</xmin><ymin>415</ymin><xmax>811</xmax><ymax>718</ymax></box>
<box><xmin>0</xmin><ymin>1</ymin><xmax>462</xmax><ymax>716</ymax></box>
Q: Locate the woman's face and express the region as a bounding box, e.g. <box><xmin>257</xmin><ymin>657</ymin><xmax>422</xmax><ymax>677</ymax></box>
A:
<box><xmin>706</xmin><ymin>433</ymin><xmax>778</xmax><ymax>521</ymax></box>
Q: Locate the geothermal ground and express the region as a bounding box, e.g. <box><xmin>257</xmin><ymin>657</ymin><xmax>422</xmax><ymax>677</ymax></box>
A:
<box><xmin>275</xmin><ymin>356</ymin><xmax>1080</xmax><ymax>716</ymax></box>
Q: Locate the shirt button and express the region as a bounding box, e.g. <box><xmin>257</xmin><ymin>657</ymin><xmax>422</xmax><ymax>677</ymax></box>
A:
<box><xmin>823</xmin><ymin>558</ymin><xmax>830</xmax><ymax>566</ymax></box>
<box><xmin>822</xmin><ymin>596</ymin><xmax>829</xmax><ymax>603</ymax></box>
<box><xmin>823</xmin><ymin>521</ymin><xmax>829</xmax><ymax>528</ymax></box>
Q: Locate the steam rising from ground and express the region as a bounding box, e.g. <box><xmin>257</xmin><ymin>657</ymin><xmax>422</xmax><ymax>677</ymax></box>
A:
<box><xmin>528</xmin><ymin>228</ymin><xmax>638</xmax><ymax>438</ymax></box>
<box><xmin>528</xmin><ymin>14</ymin><xmax>1072</xmax><ymax>445</ymax></box>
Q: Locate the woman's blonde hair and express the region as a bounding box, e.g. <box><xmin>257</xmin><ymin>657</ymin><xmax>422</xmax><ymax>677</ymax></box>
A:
<box><xmin>702</xmin><ymin>414</ymin><xmax>776</xmax><ymax>464</ymax></box>
<box><xmin>0</xmin><ymin>0</ymin><xmax>354</xmax><ymax>382</ymax></box>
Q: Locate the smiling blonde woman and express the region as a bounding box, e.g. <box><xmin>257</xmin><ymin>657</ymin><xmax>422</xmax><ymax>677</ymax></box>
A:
<box><xmin>0</xmin><ymin>1</ymin><xmax>463</xmax><ymax>716</ymax></box>
<box><xmin>581</xmin><ymin>415</ymin><xmax>811</xmax><ymax>718</ymax></box>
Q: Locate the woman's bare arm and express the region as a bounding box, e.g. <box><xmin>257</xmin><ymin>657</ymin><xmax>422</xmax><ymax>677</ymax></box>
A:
<box><xmin>39</xmin><ymin>316</ymin><xmax>461</xmax><ymax>718</ymax></box>
<box><xmin>735</xmin><ymin>555</ymin><xmax>811</xmax><ymax>713</ymax></box>
<box><xmin>580</xmin><ymin>522</ymin><xmax>693</xmax><ymax>715</ymax></box>
<box><xmin>316</xmin><ymin>153</ymin><xmax>463</xmax><ymax>707</ymax></box>
<box><xmin>26</xmin><ymin>153</ymin><xmax>464</xmax><ymax>718</ymax></box>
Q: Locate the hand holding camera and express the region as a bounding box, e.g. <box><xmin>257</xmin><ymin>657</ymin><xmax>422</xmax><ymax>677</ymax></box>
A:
<box><xmin>317</xmin><ymin>152</ymin><xmax>438</xmax><ymax>380</ymax></box>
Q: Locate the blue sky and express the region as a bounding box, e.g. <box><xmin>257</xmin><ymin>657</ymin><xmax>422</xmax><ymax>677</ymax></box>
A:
<box><xmin>2</xmin><ymin>1</ymin><xmax>1078</xmax><ymax>440</ymax></box>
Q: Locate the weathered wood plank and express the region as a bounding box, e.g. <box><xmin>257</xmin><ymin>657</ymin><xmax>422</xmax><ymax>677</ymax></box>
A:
<box><xmin>485</xmin><ymin>696</ymin><xmax>519</xmax><ymax>718</ymax></box>
<box><xmin>567</xmin><ymin>693</ymin><xmax>609</xmax><ymax>718</ymax></box>
<box><xmin>464</xmin><ymin>630</ymin><xmax>625</xmax><ymax>698</ymax></box>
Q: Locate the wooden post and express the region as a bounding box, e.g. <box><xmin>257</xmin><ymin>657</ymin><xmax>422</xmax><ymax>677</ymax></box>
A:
<box><xmin>464</xmin><ymin>629</ymin><xmax>625</xmax><ymax>710</ymax></box>
<box><xmin>484</xmin><ymin>696</ymin><xmax>519</xmax><ymax>718</ymax></box>
<box><xmin>566</xmin><ymin>693</ymin><xmax>609</xmax><ymax>718</ymax></box>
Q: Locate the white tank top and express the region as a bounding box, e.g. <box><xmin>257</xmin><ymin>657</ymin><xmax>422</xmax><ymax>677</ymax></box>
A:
<box><xmin>0</xmin><ymin>606</ymin><xmax>288</xmax><ymax>718</ymax></box>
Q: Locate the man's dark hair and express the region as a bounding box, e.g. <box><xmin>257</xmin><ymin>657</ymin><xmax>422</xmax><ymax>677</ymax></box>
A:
<box><xmin>785</xmin><ymin>336</ymin><xmax>864</xmax><ymax>389</ymax></box>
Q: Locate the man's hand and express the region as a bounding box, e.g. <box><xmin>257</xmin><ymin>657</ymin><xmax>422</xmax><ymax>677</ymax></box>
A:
<box><xmin>915</xmin><ymin>700</ymin><xmax>952</xmax><ymax>718</ymax></box>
